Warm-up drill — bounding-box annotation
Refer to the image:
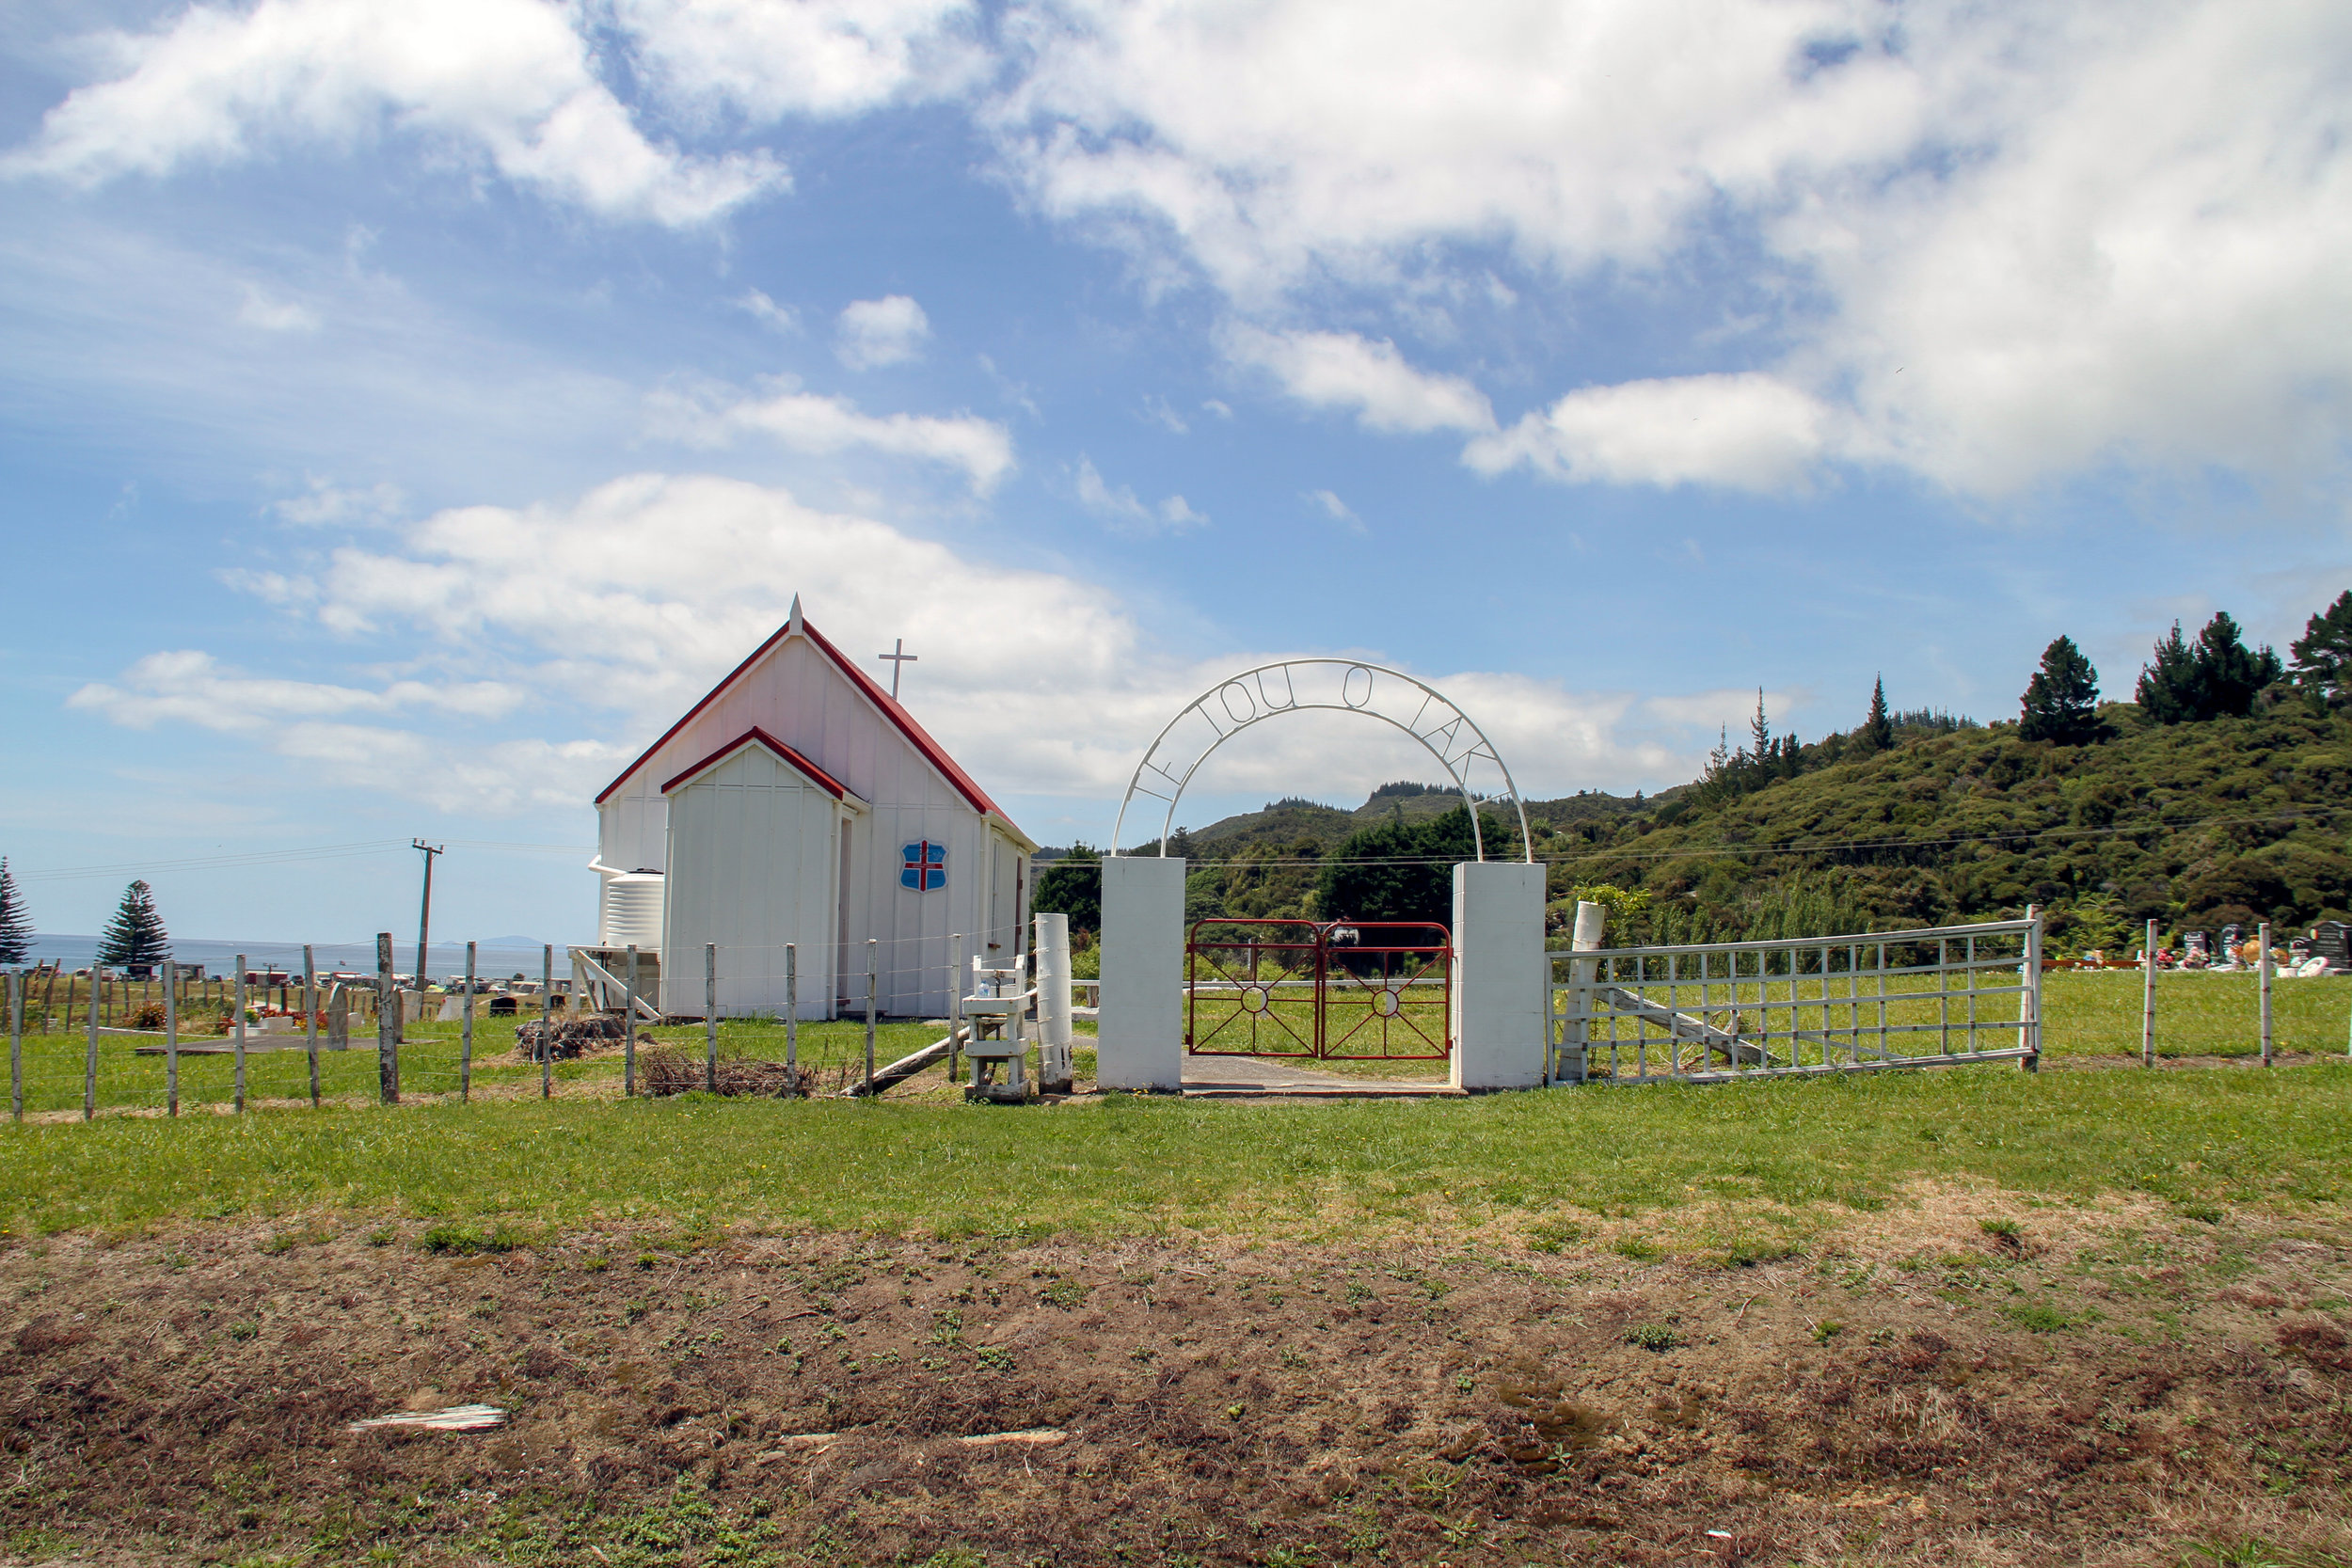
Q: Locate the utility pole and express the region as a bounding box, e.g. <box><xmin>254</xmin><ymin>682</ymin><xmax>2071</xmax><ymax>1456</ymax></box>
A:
<box><xmin>412</xmin><ymin>839</ymin><xmax>445</xmax><ymax>993</ymax></box>
<box><xmin>877</xmin><ymin>638</ymin><xmax>917</xmax><ymax>701</ymax></box>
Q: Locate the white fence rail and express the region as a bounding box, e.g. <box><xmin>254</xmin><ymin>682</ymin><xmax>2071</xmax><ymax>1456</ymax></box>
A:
<box><xmin>1549</xmin><ymin>917</ymin><xmax>2042</xmax><ymax>1085</ymax></box>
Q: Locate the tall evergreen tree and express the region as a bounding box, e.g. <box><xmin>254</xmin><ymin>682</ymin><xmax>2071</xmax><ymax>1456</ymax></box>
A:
<box><xmin>2018</xmin><ymin>635</ymin><xmax>2105</xmax><ymax>744</ymax></box>
<box><xmin>0</xmin><ymin>858</ymin><xmax>32</xmax><ymax>967</ymax></box>
<box><xmin>2136</xmin><ymin>621</ymin><xmax>2201</xmax><ymax>722</ymax></box>
<box><xmin>2191</xmin><ymin>610</ymin><xmax>2282</xmax><ymax>718</ymax></box>
<box><xmin>2288</xmin><ymin>589</ymin><xmax>2352</xmax><ymax>708</ymax></box>
<box><xmin>1858</xmin><ymin>677</ymin><xmax>1894</xmax><ymax>752</ymax></box>
<box><xmin>1031</xmin><ymin>843</ymin><xmax>1103</xmax><ymax>935</ymax></box>
<box><xmin>94</xmin><ymin>879</ymin><xmax>169</xmax><ymax>974</ymax></box>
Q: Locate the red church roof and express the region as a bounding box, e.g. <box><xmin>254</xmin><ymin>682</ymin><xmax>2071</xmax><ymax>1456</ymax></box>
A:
<box><xmin>595</xmin><ymin>609</ymin><xmax>1032</xmax><ymax>847</ymax></box>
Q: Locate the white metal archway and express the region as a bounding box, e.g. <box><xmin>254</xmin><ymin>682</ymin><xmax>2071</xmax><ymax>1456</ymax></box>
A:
<box><xmin>1111</xmin><ymin>659</ymin><xmax>1534</xmax><ymax>862</ymax></box>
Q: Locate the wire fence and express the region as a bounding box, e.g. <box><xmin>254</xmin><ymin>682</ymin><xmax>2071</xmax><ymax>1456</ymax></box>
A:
<box><xmin>4</xmin><ymin>930</ymin><xmax>1050</xmax><ymax>1121</ymax></box>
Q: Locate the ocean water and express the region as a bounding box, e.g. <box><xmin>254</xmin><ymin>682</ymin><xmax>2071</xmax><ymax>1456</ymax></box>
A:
<box><xmin>16</xmin><ymin>933</ymin><xmax>579</xmax><ymax>980</ymax></box>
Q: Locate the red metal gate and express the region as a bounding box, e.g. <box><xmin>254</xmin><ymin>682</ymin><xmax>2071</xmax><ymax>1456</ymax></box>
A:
<box><xmin>1185</xmin><ymin>919</ymin><xmax>1452</xmax><ymax>1061</ymax></box>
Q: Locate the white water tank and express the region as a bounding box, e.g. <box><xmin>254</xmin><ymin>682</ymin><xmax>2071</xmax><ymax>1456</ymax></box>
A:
<box><xmin>599</xmin><ymin>871</ymin><xmax>665</xmax><ymax>953</ymax></box>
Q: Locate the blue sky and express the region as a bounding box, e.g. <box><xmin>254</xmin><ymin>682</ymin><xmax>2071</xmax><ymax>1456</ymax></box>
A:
<box><xmin>2</xmin><ymin>0</ymin><xmax>2347</xmax><ymax>945</ymax></box>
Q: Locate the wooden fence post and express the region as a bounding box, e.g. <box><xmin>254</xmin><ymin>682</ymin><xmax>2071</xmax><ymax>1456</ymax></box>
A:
<box><xmin>376</xmin><ymin>934</ymin><xmax>399</xmax><ymax>1104</ymax></box>
<box><xmin>2141</xmin><ymin>918</ymin><xmax>2157</xmax><ymax>1068</ymax></box>
<box><xmin>704</xmin><ymin>942</ymin><xmax>717</xmax><ymax>1094</ymax></box>
<box><xmin>785</xmin><ymin>944</ymin><xmax>798</xmax><ymax>1088</ymax></box>
<box><xmin>84</xmin><ymin>966</ymin><xmax>102</xmax><ymax>1119</ymax></box>
<box><xmin>304</xmin><ymin>945</ymin><xmax>319</xmax><ymax>1109</ymax></box>
<box><xmin>461</xmin><ymin>941</ymin><xmax>475</xmax><ymax>1103</ymax></box>
<box><xmin>233</xmin><ymin>953</ymin><xmax>248</xmax><ymax>1113</ymax></box>
<box><xmin>2258</xmin><ymin>922</ymin><xmax>2273</xmax><ymax>1067</ymax></box>
<box><xmin>624</xmin><ymin>943</ymin><xmax>638</xmax><ymax>1098</ymax></box>
<box><xmin>8</xmin><ymin>970</ymin><xmax>21</xmax><ymax>1122</ymax></box>
<box><xmin>165</xmin><ymin>961</ymin><xmax>179</xmax><ymax>1117</ymax></box>
<box><xmin>540</xmin><ymin>945</ymin><xmax>553</xmax><ymax>1100</ymax></box>
<box><xmin>864</xmin><ymin>939</ymin><xmax>878</xmax><ymax>1099</ymax></box>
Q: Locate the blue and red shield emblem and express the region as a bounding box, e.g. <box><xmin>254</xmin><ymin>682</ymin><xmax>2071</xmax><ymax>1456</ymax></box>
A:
<box><xmin>900</xmin><ymin>840</ymin><xmax>946</xmax><ymax>892</ymax></box>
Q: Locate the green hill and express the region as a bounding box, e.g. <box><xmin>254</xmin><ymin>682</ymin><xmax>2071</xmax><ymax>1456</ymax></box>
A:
<box><xmin>1551</xmin><ymin>702</ymin><xmax>2352</xmax><ymax>951</ymax></box>
<box><xmin>1038</xmin><ymin>696</ymin><xmax>2351</xmax><ymax>952</ymax></box>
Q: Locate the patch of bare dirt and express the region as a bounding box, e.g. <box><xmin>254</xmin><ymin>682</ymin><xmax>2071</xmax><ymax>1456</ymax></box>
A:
<box><xmin>1</xmin><ymin>1205</ymin><xmax>2347</xmax><ymax>1566</ymax></box>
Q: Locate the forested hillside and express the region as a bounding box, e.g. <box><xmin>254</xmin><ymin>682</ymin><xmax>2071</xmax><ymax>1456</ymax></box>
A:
<box><xmin>1032</xmin><ymin>592</ymin><xmax>2352</xmax><ymax>950</ymax></box>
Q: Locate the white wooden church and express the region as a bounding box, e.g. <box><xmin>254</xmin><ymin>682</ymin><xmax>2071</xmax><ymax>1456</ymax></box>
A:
<box><xmin>589</xmin><ymin>598</ymin><xmax>1036</xmax><ymax>1020</ymax></box>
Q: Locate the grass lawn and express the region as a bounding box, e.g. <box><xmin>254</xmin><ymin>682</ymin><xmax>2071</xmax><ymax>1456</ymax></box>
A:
<box><xmin>3</xmin><ymin>1054</ymin><xmax>2344</xmax><ymax>1243</ymax></box>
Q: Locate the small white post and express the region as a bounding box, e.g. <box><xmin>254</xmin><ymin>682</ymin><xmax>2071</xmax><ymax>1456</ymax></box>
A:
<box><xmin>948</xmin><ymin>933</ymin><xmax>963</xmax><ymax>1083</ymax></box>
<box><xmin>2019</xmin><ymin>906</ymin><xmax>2041</xmax><ymax>1072</ymax></box>
<box><xmin>705</xmin><ymin>942</ymin><xmax>718</xmax><ymax>1093</ymax></box>
<box><xmin>785</xmin><ymin>943</ymin><xmax>799</xmax><ymax>1085</ymax></box>
<box><xmin>1036</xmin><ymin>911</ymin><xmax>1073</xmax><ymax>1093</ymax></box>
<box><xmin>304</xmin><ymin>944</ymin><xmax>319</xmax><ymax>1107</ymax></box>
<box><xmin>2259</xmin><ymin>922</ymin><xmax>2273</xmax><ymax>1067</ymax></box>
<box><xmin>460</xmin><ymin>941</ymin><xmax>475</xmax><ymax>1102</ymax></box>
<box><xmin>1556</xmin><ymin>900</ymin><xmax>1607</xmax><ymax>1085</ymax></box>
<box><xmin>624</xmin><ymin>942</ymin><xmax>639</xmax><ymax>1097</ymax></box>
<box><xmin>864</xmin><ymin>939</ymin><xmax>878</xmax><ymax>1097</ymax></box>
<box><xmin>2141</xmin><ymin>918</ymin><xmax>2157</xmax><ymax>1068</ymax></box>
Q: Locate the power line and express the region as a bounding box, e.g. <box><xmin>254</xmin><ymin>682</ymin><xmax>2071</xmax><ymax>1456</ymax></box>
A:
<box><xmin>16</xmin><ymin>838</ymin><xmax>593</xmax><ymax>883</ymax></box>
<box><xmin>1062</xmin><ymin>803</ymin><xmax>2345</xmax><ymax>872</ymax></box>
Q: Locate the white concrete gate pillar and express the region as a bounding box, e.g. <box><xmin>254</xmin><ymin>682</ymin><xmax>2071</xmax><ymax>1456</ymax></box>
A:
<box><xmin>1097</xmin><ymin>857</ymin><xmax>1185</xmax><ymax>1092</ymax></box>
<box><xmin>1450</xmin><ymin>862</ymin><xmax>1549</xmax><ymax>1092</ymax></box>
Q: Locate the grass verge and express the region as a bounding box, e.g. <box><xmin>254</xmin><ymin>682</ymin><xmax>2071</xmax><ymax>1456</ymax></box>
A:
<box><xmin>3</xmin><ymin>1059</ymin><xmax>2344</xmax><ymax>1241</ymax></box>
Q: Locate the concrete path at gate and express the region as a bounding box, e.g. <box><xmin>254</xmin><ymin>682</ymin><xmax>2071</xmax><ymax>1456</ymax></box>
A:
<box><xmin>1178</xmin><ymin>1053</ymin><xmax>1461</xmax><ymax>1098</ymax></box>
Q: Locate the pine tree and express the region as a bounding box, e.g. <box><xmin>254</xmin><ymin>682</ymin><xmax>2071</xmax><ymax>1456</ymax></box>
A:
<box><xmin>2288</xmin><ymin>589</ymin><xmax>2352</xmax><ymax>708</ymax></box>
<box><xmin>0</xmin><ymin>858</ymin><xmax>32</xmax><ymax>967</ymax></box>
<box><xmin>2018</xmin><ymin>635</ymin><xmax>2105</xmax><ymax>745</ymax></box>
<box><xmin>2191</xmin><ymin>610</ymin><xmax>2282</xmax><ymax>718</ymax></box>
<box><xmin>1858</xmin><ymin>677</ymin><xmax>1894</xmax><ymax>752</ymax></box>
<box><xmin>2136</xmin><ymin>621</ymin><xmax>2201</xmax><ymax>723</ymax></box>
<box><xmin>94</xmin><ymin>879</ymin><xmax>169</xmax><ymax>974</ymax></box>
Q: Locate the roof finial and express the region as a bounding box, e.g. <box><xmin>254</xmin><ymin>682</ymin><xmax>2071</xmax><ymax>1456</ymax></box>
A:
<box><xmin>787</xmin><ymin>594</ymin><xmax>803</xmax><ymax>634</ymax></box>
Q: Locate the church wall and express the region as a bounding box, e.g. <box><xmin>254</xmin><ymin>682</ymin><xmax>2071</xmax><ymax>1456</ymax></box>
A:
<box><xmin>596</xmin><ymin>629</ymin><xmax>1022</xmax><ymax>1021</ymax></box>
<box><xmin>661</xmin><ymin>744</ymin><xmax>842</xmax><ymax>1020</ymax></box>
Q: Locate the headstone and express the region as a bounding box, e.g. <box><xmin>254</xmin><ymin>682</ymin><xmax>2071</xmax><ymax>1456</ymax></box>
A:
<box><xmin>2218</xmin><ymin>924</ymin><xmax>2243</xmax><ymax>961</ymax></box>
<box><xmin>2312</xmin><ymin>921</ymin><xmax>2349</xmax><ymax>970</ymax></box>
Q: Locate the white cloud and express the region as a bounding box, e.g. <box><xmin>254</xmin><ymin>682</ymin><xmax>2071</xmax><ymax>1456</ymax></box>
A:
<box><xmin>648</xmin><ymin>378</ymin><xmax>1014</xmax><ymax>492</ymax></box>
<box><xmin>614</xmin><ymin>0</ymin><xmax>980</xmax><ymax>120</ymax></box>
<box><xmin>270</xmin><ymin>476</ymin><xmax>405</xmax><ymax>526</ymax></box>
<box><xmin>1306</xmin><ymin>488</ymin><xmax>1364</xmax><ymax>532</ymax></box>
<box><xmin>3</xmin><ymin>0</ymin><xmax>783</xmax><ymax>226</ymax></box>
<box><xmin>834</xmin><ymin>293</ymin><xmax>930</xmax><ymax>370</ymax></box>
<box><xmin>1466</xmin><ymin>373</ymin><xmax>1835</xmax><ymax>492</ymax></box>
<box><xmin>736</xmin><ymin>289</ymin><xmax>800</xmax><ymax>334</ymax></box>
<box><xmin>993</xmin><ymin>0</ymin><xmax>1921</xmax><ymax>299</ymax></box>
<box><xmin>991</xmin><ymin>0</ymin><xmax>2352</xmax><ymax>498</ymax></box>
<box><xmin>236</xmin><ymin>284</ymin><xmax>319</xmax><ymax>333</ymax></box>
<box><xmin>70</xmin><ymin>650</ymin><xmax>524</xmax><ymax>727</ymax></box>
<box><xmin>1073</xmin><ymin>455</ymin><xmax>1208</xmax><ymax>535</ymax></box>
<box><xmin>1139</xmin><ymin>393</ymin><xmax>1188</xmax><ymax>434</ymax></box>
<box><xmin>75</xmin><ymin>474</ymin><xmax>1739</xmax><ymax>812</ymax></box>
<box><xmin>1226</xmin><ymin>325</ymin><xmax>1494</xmax><ymax>435</ymax></box>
